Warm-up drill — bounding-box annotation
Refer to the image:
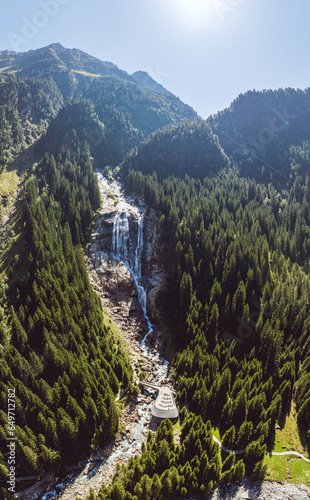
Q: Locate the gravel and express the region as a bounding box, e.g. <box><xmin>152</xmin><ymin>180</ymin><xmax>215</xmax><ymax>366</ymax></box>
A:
<box><xmin>206</xmin><ymin>478</ymin><xmax>310</xmax><ymax>499</ymax></box>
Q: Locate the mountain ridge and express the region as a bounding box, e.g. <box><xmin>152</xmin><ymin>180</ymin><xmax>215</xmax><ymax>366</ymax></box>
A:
<box><xmin>0</xmin><ymin>43</ymin><xmax>167</xmax><ymax>91</ymax></box>
<box><xmin>0</xmin><ymin>43</ymin><xmax>198</xmax><ymax>168</ymax></box>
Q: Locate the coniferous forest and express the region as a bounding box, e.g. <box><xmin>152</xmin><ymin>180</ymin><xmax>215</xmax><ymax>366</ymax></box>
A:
<box><xmin>90</xmin><ymin>138</ymin><xmax>309</xmax><ymax>499</ymax></box>
<box><xmin>0</xmin><ymin>44</ymin><xmax>310</xmax><ymax>499</ymax></box>
<box><xmin>0</xmin><ymin>144</ymin><xmax>133</xmax><ymax>484</ymax></box>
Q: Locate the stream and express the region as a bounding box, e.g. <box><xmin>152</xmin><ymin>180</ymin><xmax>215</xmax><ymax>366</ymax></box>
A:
<box><xmin>29</xmin><ymin>173</ymin><xmax>170</xmax><ymax>500</ymax></box>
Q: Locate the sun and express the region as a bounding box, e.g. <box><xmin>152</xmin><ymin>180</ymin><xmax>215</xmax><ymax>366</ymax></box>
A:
<box><xmin>175</xmin><ymin>0</ymin><xmax>214</xmax><ymax>28</ymax></box>
<box><xmin>182</xmin><ymin>0</ymin><xmax>211</xmax><ymax>14</ymax></box>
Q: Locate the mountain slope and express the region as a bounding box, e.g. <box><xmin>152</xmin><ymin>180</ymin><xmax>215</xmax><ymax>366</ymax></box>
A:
<box><xmin>0</xmin><ymin>44</ymin><xmax>198</xmax><ymax>167</ymax></box>
<box><xmin>0</xmin><ymin>74</ymin><xmax>63</xmax><ymax>167</ymax></box>
<box><xmin>1</xmin><ymin>43</ymin><xmax>310</xmax><ymax>497</ymax></box>
<box><xmin>0</xmin><ymin>43</ymin><xmax>135</xmax><ymax>83</ymax></box>
<box><xmin>131</xmin><ymin>70</ymin><xmax>173</xmax><ymax>96</ymax></box>
<box><xmin>122</xmin><ymin>120</ymin><xmax>229</xmax><ymax>180</ymax></box>
<box><xmin>0</xmin><ymin>43</ymin><xmax>199</xmax><ymax>492</ymax></box>
<box><xmin>0</xmin><ymin>126</ymin><xmax>133</xmax><ymax>493</ymax></box>
<box><xmin>121</xmin><ymin>86</ymin><xmax>310</xmax><ymax>190</ymax></box>
<box><xmin>118</xmin><ymin>89</ymin><xmax>310</xmax><ymax>494</ymax></box>
<box><xmin>208</xmin><ymin>88</ymin><xmax>310</xmax><ymax>188</ymax></box>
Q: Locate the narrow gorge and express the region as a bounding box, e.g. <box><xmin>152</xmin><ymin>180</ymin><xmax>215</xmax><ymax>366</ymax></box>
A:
<box><xmin>41</xmin><ymin>173</ymin><xmax>173</xmax><ymax>500</ymax></box>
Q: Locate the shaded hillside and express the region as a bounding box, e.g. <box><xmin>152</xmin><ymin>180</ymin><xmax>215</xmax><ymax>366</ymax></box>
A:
<box><xmin>39</xmin><ymin>94</ymin><xmax>199</xmax><ymax>170</ymax></box>
<box><xmin>83</xmin><ymin>77</ymin><xmax>198</xmax><ymax>166</ymax></box>
<box><xmin>208</xmin><ymin>88</ymin><xmax>310</xmax><ymax>188</ymax></box>
<box><xmin>123</xmin><ymin>120</ymin><xmax>229</xmax><ymax>180</ymax></box>
<box><xmin>38</xmin><ymin>99</ymin><xmax>106</xmax><ymax>158</ymax></box>
<box><xmin>0</xmin><ymin>75</ymin><xmax>63</xmax><ymax>168</ymax></box>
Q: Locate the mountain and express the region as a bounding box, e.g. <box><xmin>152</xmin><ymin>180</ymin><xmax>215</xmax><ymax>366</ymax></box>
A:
<box><xmin>0</xmin><ymin>45</ymin><xmax>199</xmax><ymax>491</ymax></box>
<box><xmin>131</xmin><ymin>70</ymin><xmax>173</xmax><ymax>96</ymax></box>
<box><xmin>0</xmin><ymin>44</ymin><xmax>198</xmax><ymax>167</ymax></box>
<box><xmin>1</xmin><ymin>42</ymin><xmax>310</xmax><ymax>498</ymax></box>
<box><xmin>118</xmin><ymin>91</ymin><xmax>310</xmax><ymax>498</ymax></box>
<box><xmin>122</xmin><ymin>87</ymin><xmax>310</xmax><ymax>192</ymax></box>
<box><xmin>0</xmin><ymin>44</ymin><xmax>172</xmax><ymax>95</ymax></box>
<box><xmin>122</xmin><ymin>120</ymin><xmax>229</xmax><ymax>180</ymax></box>
<box><xmin>208</xmin><ymin>88</ymin><xmax>310</xmax><ymax>188</ymax></box>
<box><xmin>0</xmin><ymin>43</ymin><xmax>135</xmax><ymax>82</ymax></box>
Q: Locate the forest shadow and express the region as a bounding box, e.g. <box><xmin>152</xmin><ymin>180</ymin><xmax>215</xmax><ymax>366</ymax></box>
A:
<box><xmin>148</xmin><ymin>415</ymin><xmax>163</xmax><ymax>433</ymax></box>
<box><xmin>298</xmin><ymin>423</ymin><xmax>310</xmax><ymax>458</ymax></box>
<box><xmin>0</xmin><ymin>193</ymin><xmax>30</xmax><ymax>307</ymax></box>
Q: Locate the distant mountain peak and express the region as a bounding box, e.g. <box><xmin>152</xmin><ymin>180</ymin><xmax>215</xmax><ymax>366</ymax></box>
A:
<box><xmin>0</xmin><ymin>44</ymin><xmax>177</xmax><ymax>96</ymax></box>
<box><xmin>0</xmin><ymin>44</ymin><xmax>197</xmax><ymax>116</ymax></box>
<box><xmin>46</xmin><ymin>42</ymin><xmax>65</xmax><ymax>52</ymax></box>
<box><xmin>131</xmin><ymin>70</ymin><xmax>172</xmax><ymax>96</ymax></box>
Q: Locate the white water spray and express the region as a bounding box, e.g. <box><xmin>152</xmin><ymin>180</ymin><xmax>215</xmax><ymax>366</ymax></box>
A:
<box><xmin>111</xmin><ymin>198</ymin><xmax>153</xmax><ymax>347</ymax></box>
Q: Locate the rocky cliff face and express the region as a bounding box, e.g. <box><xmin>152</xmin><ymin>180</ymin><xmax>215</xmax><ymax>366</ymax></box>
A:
<box><xmin>87</xmin><ymin>174</ymin><xmax>166</xmax><ymax>347</ymax></box>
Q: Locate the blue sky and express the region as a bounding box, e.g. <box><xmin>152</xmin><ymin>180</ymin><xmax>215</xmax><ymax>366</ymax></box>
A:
<box><xmin>1</xmin><ymin>0</ymin><xmax>310</xmax><ymax>118</ymax></box>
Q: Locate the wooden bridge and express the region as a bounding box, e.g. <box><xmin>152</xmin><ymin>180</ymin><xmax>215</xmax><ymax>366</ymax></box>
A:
<box><xmin>140</xmin><ymin>382</ymin><xmax>178</xmax><ymax>419</ymax></box>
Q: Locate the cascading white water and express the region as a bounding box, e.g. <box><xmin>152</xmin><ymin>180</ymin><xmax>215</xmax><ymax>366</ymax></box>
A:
<box><xmin>135</xmin><ymin>215</ymin><xmax>143</xmax><ymax>277</ymax></box>
<box><xmin>111</xmin><ymin>199</ymin><xmax>153</xmax><ymax>347</ymax></box>
<box><xmin>112</xmin><ymin>205</ymin><xmax>129</xmax><ymax>261</ymax></box>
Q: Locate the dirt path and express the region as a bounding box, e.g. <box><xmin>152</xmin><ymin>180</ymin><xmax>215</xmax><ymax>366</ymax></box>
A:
<box><xmin>266</xmin><ymin>451</ymin><xmax>310</xmax><ymax>463</ymax></box>
<box><xmin>213</xmin><ymin>435</ymin><xmax>310</xmax><ymax>463</ymax></box>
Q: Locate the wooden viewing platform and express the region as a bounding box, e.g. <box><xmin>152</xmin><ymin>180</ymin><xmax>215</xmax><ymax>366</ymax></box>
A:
<box><xmin>140</xmin><ymin>381</ymin><xmax>178</xmax><ymax>419</ymax></box>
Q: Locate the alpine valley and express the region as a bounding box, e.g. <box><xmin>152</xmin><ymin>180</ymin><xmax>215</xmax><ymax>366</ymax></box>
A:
<box><xmin>0</xmin><ymin>43</ymin><xmax>309</xmax><ymax>500</ymax></box>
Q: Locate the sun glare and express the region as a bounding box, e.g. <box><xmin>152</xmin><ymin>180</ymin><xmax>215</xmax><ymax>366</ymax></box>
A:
<box><xmin>175</xmin><ymin>0</ymin><xmax>215</xmax><ymax>28</ymax></box>
<box><xmin>183</xmin><ymin>0</ymin><xmax>210</xmax><ymax>14</ymax></box>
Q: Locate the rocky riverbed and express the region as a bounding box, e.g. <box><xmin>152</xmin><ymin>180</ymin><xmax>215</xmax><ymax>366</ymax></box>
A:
<box><xmin>207</xmin><ymin>477</ymin><xmax>310</xmax><ymax>499</ymax></box>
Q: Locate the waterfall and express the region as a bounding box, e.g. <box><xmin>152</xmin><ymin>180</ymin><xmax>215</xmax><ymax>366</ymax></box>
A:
<box><xmin>112</xmin><ymin>204</ymin><xmax>129</xmax><ymax>261</ymax></box>
<box><xmin>112</xmin><ymin>199</ymin><xmax>153</xmax><ymax>346</ymax></box>
<box><xmin>135</xmin><ymin>214</ymin><xmax>143</xmax><ymax>277</ymax></box>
